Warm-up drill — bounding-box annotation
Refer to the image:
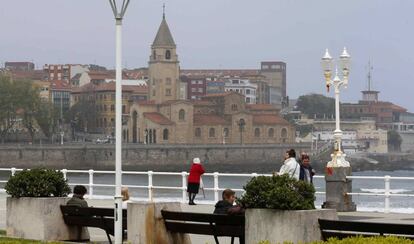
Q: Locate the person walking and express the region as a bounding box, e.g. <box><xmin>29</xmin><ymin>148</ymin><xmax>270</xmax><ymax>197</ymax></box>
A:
<box><xmin>187</xmin><ymin>157</ymin><xmax>205</xmax><ymax>205</ymax></box>
<box><xmin>279</xmin><ymin>149</ymin><xmax>300</xmax><ymax>180</ymax></box>
<box><xmin>299</xmin><ymin>154</ymin><xmax>315</xmax><ymax>184</ymax></box>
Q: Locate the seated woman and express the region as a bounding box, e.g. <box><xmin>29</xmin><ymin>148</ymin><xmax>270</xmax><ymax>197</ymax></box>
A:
<box><xmin>214</xmin><ymin>189</ymin><xmax>245</xmax><ymax>215</ymax></box>
<box><xmin>121</xmin><ymin>187</ymin><xmax>131</xmax><ymax>209</ymax></box>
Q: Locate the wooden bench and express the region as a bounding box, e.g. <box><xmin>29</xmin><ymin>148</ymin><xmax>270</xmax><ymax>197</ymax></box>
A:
<box><xmin>161</xmin><ymin>210</ymin><xmax>245</xmax><ymax>244</ymax></box>
<box><xmin>319</xmin><ymin>219</ymin><xmax>414</xmax><ymax>241</ymax></box>
<box><xmin>60</xmin><ymin>205</ymin><xmax>127</xmax><ymax>244</ymax></box>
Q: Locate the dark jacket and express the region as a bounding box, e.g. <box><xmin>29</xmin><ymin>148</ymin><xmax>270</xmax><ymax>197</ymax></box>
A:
<box><xmin>67</xmin><ymin>195</ymin><xmax>88</xmax><ymax>208</ymax></box>
<box><xmin>299</xmin><ymin>164</ymin><xmax>315</xmax><ymax>184</ymax></box>
<box><xmin>213</xmin><ymin>200</ymin><xmax>244</xmax><ymax>215</ymax></box>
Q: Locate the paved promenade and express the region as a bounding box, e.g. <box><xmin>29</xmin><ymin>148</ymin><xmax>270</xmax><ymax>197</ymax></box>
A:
<box><xmin>0</xmin><ymin>195</ymin><xmax>413</xmax><ymax>243</ymax></box>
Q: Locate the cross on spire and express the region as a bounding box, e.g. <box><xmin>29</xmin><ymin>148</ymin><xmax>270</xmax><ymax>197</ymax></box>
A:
<box><xmin>163</xmin><ymin>3</ymin><xmax>166</xmax><ymax>19</ymax></box>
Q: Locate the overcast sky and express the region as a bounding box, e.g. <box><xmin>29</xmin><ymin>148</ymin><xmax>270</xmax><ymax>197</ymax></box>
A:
<box><xmin>1</xmin><ymin>0</ymin><xmax>413</xmax><ymax>111</ymax></box>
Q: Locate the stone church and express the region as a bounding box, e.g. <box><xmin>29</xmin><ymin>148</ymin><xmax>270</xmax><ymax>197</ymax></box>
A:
<box><xmin>126</xmin><ymin>15</ymin><xmax>294</xmax><ymax>144</ymax></box>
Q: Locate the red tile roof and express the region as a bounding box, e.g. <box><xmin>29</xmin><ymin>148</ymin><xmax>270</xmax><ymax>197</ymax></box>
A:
<box><xmin>50</xmin><ymin>80</ymin><xmax>71</xmax><ymax>91</ymax></box>
<box><xmin>181</xmin><ymin>69</ymin><xmax>260</xmax><ymax>77</ymax></box>
<box><xmin>252</xmin><ymin>114</ymin><xmax>290</xmax><ymax>125</ymax></box>
<box><xmin>247</xmin><ymin>104</ymin><xmax>278</xmax><ymax>111</ymax></box>
<box><xmin>202</xmin><ymin>92</ymin><xmax>243</xmax><ymax>98</ymax></box>
<box><xmin>72</xmin><ymin>82</ymin><xmax>147</xmax><ymax>94</ymax></box>
<box><xmin>144</xmin><ymin>112</ymin><xmax>174</xmax><ymax>125</ymax></box>
<box><xmin>193</xmin><ymin>114</ymin><xmax>229</xmax><ymax>125</ymax></box>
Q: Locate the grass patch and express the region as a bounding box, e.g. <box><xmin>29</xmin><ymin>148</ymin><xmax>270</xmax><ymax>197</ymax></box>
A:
<box><xmin>0</xmin><ymin>237</ymin><xmax>62</xmax><ymax>244</ymax></box>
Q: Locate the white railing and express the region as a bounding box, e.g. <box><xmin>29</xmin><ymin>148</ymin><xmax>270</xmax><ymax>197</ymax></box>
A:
<box><xmin>1</xmin><ymin>167</ymin><xmax>414</xmax><ymax>213</ymax></box>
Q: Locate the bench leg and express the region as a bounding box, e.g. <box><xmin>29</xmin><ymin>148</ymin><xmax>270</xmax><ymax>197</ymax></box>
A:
<box><xmin>231</xmin><ymin>237</ymin><xmax>234</xmax><ymax>244</ymax></box>
<box><xmin>239</xmin><ymin>236</ymin><xmax>245</xmax><ymax>244</ymax></box>
<box><xmin>213</xmin><ymin>235</ymin><xmax>220</xmax><ymax>244</ymax></box>
<box><xmin>105</xmin><ymin>231</ymin><xmax>112</xmax><ymax>244</ymax></box>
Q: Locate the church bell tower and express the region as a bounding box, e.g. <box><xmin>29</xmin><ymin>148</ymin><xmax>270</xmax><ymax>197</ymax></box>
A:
<box><xmin>148</xmin><ymin>9</ymin><xmax>180</xmax><ymax>103</ymax></box>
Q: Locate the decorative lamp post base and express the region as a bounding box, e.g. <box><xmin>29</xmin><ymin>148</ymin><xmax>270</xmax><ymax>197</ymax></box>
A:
<box><xmin>322</xmin><ymin>166</ymin><xmax>356</xmax><ymax>212</ymax></box>
<box><xmin>327</xmin><ymin>151</ymin><xmax>350</xmax><ymax>168</ymax></box>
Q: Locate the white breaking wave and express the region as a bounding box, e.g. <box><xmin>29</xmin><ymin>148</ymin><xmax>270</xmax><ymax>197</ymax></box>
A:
<box><xmin>360</xmin><ymin>188</ymin><xmax>412</xmax><ymax>194</ymax></box>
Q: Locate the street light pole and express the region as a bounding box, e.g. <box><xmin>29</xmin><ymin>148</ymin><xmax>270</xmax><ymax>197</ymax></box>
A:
<box><xmin>108</xmin><ymin>1</ymin><xmax>130</xmax><ymax>243</ymax></box>
<box><xmin>321</xmin><ymin>47</ymin><xmax>351</xmax><ymax>167</ymax></box>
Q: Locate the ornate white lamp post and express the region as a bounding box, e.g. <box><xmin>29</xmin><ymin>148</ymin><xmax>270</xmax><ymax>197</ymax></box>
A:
<box><xmin>321</xmin><ymin>47</ymin><xmax>351</xmax><ymax>167</ymax></box>
<box><xmin>108</xmin><ymin>0</ymin><xmax>130</xmax><ymax>243</ymax></box>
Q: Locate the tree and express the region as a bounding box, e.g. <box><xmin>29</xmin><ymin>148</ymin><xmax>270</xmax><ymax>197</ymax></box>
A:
<box><xmin>388</xmin><ymin>130</ymin><xmax>402</xmax><ymax>152</ymax></box>
<box><xmin>296</xmin><ymin>94</ymin><xmax>335</xmax><ymax>118</ymax></box>
<box><xmin>35</xmin><ymin>102</ymin><xmax>60</xmax><ymax>141</ymax></box>
<box><xmin>16</xmin><ymin>80</ymin><xmax>41</xmax><ymax>143</ymax></box>
<box><xmin>68</xmin><ymin>85</ymin><xmax>100</xmax><ymax>134</ymax></box>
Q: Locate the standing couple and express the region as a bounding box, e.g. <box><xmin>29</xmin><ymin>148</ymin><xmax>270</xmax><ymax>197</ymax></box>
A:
<box><xmin>279</xmin><ymin>149</ymin><xmax>315</xmax><ymax>184</ymax></box>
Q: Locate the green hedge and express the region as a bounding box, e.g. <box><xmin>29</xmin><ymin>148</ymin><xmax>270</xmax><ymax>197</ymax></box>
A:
<box><xmin>258</xmin><ymin>236</ymin><xmax>414</xmax><ymax>244</ymax></box>
<box><xmin>5</xmin><ymin>168</ymin><xmax>71</xmax><ymax>198</ymax></box>
<box><xmin>238</xmin><ymin>174</ymin><xmax>315</xmax><ymax>210</ymax></box>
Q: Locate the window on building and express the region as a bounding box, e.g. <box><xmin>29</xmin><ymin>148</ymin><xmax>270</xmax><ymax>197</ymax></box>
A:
<box><xmin>111</xmin><ymin>94</ymin><xmax>115</xmax><ymax>100</ymax></box>
<box><xmin>246</xmin><ymin>89</ymin><xmax>250</xmax><ymax>95</ymax></box>
<box><xmin>104</xmin><ymin>118</ymin><xmax>107</xmax><ymax>127</ymax></box>
<box><xmin>179</xmin><ymin>109</ymin><xmax>185</xmax><ymax>121</ymax></box>
<box><xmin>111</xmin><ymin>105</ymin><xmax>115</xmax><ymax>111</ymax></box>
<box><xmin>122</xmin><ymin>105</ymin><xmax>126</xmax><ymax>114</ymax></box>
<box><xmin>281</xmin><ymin>128</ymin><xmax>288</xmax><ymax>142</ymax></box>
<box><xmin>104</xmin><ymin>94</ymin><xmax>107</xmax><ymax>100</ymax></box>
<box><xmin>268</xmin><ymin>128</ymin><xmax>275</xmax><ymax>137</ymax></box>
<box><xmin>166</xmin><ymin>78</ymin><xmax>172</xmax><ymax>85</ymax></box>
<box><xmin>104</xmin><ymin>105</ymin><xmax>107</xmax><ymax>111</ymax></box>
<box><xmin>165</xmin><ymin>50</ymin><xmax>171</xmax><ymax>60</ymax></box>
<box><xmin>246</xmin><ymin>97</ymin><xmax>251</xmax><ymax>103</ymax></box>
<box><xmin>231</xmin><ymin>104</ymin><xmax>238</xmax><ymax>111</ymax></box>
<box><xmin>111</xmin><ymin>118</ymin><xmax>115</xmax><ymax>126</ymax></box>
<box><xmin>191</xmin><ymin>88</ymin><xmax>197</xmax><ymax>92</ymax></box>
<box><xmin>195</xmin><ymin>128</ymin><xmax>201</xmax><ymax>137</ymax></box>
<box><xmin>153</xmin><ymin>50</ymin><xmax>156</xmax><ymax>60</ymax></box>
<box><xmin>166</xmin><ymin>89</ymin><xmax>171</xmax><ymax>96</ymax></box>
<box><xmin>209</xmin><ymin>128</ymin><xmax>216</xmax><ymax>138</ymax></box>
<box><xmin>152</xmin><ymin>90</ymin><xmax>156</xmax><ymax>96</ymax></box>
<box><xmin>191</xmin><ymin>80</ymin><xmax>196</xmax><ymax>84</ymax></box>
<box><xmin>254</xmin><ymin>128</ymin><xmax>260</xmax><ymax>137</ymax></box>
<box><xmin>163</xmin><ymin>129</ymin><xmax>169</xmax><ymax>140</ymax></box>
<box><xmin>198</xmin><ymin>88</ymin><xmax>203</xmax><ymax>92</ymax></box>
<box><xmin>223</xmin><ymin>128</ymin><xmax>229</xmax><ymax>137</ymax></box>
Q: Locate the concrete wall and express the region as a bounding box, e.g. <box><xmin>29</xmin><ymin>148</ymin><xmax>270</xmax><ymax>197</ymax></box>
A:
<box><xmin>127</xmin><ymin>202</ymin><xmax>190</xmax><ymax>244</ymax></box>
<box><xmin>6</xmin><ymin>197</ymin><xmax>87</xmax><ymax>241</ymax></box>
<box><xmin>245</xmin><ymin>209</ymin><xmax>338</xmax><ymax>244</ymax></box>
<box><xmin>0</xmin><ymin>144</ymin><xmax>310</xmax><ymax>171</ymax></box>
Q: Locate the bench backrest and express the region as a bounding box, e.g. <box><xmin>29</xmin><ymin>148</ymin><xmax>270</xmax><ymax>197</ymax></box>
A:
<box><xmin>60</xmin><ymin>205</ymin><xmax>127</xmax><ymax>235</ymax></box>
<box><xmin>161</xmin><ymin>210</ymin><xmax>245</xmax><ymax>237</ymax></box>
<box><xmin>319</xmin><ymin>219</ymin><xmax>414</xmax><ymax>240</ymax></box>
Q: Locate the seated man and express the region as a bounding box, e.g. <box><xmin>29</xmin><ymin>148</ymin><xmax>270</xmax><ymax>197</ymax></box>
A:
<box><xmin>214</xmin><ymin>189</ymin><xmax>244</xmax><ymax>215</ymax></box>
<box><xmin>67</xmin><ymin>185</ymin><xmax>88</xmax><ymax>207</ymax></box>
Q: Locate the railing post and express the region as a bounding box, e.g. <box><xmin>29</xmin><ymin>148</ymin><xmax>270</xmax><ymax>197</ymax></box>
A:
<box><xmin>181</xmin><ymin>171</ymin><xmax>187</xmax><ymax>203</ymax></box>
<box><xmin>62</xmin><ymin>169</ymin><xmax>67</xmax><ymax>180</ymax></box>
<box><xmin>214</xmin><ymin>172</ymin><xmax>219</xmax><ymax>202</ymax></box>
<box><xmin>384</xmin><ymin>175</ymin><xmax>391</xmax><ymax>213</ymax></box>
<box><xmin>88</xmin><ymin>169</ymin><xmax>94</xmax><ymax>199</ymax></box>
<box><xmin>11</xmin><ymin>167</ymin><xmax>16</xmax><ymax>176</ymax></box>
<box><xmin>148</xmin><ymin>171</ymin><xmax>153</xmax><ymax>202</ymax></box>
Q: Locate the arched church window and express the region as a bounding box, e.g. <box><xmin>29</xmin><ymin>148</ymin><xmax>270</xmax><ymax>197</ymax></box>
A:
<box><xmin>195</xmin><ymin>128</ymin><xmax>201</xmax><ymax>137</ymax></box>
<box><xmin>268</xmin><ymin>128</ymin><xmax>275</xmax><ymax>138</ymax></box>
<box><xmin>179</xmin><ymin>109</ymin><xmax>185</xmax><ymax>121</ymax></box>
<box><xmin>153</xmin><ymin>50</ymin><xmax>156</xmax><ymax>60</ymax></box>
<box><xmin>254</xmin><ymin>128</ymin><xmax>260</xmax><ymax>137</ymax></box>
<box><xmin>209</xmin><ymin>128</ymin><xmax>216</xmax><ymax>138</ymax></box>
<box><xmin>163</xmin><ymin>128</ymin><xmax>169</xmax><ymax>140</ymax></box>
<box><xmin>165</xmin><ymin>50</ymin><xmax>171</xmax><ymax>60</ymax></box>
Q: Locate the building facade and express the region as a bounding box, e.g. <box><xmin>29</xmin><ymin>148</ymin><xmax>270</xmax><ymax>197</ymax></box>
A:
<box><xmin>5</xmin><ymin>62</ymin><xmax>35</xmax><ymax>71</ymax></box>
<box><xmin>224</xmin><ymin>78</ymin><xmax>257</xmax><ymax>104</ymax></box>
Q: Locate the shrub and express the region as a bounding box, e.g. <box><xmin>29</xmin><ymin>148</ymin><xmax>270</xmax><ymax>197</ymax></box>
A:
<box><xmin>314</xmin><ymin>236</ymin><xmax>414</xmax><ymax>244</ymax></box>
<box><xmin>5</xmin><ymin>168</ymin><xmax>71</xmax><ymax>198</ymax></box>
<box><xmin>238</xmin><ymin>174</ymin><xmax>315</xmax><ymax>210</ymax></box>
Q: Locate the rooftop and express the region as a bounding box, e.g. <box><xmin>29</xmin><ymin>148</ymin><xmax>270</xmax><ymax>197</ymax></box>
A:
<box><xmin>144</xmin><ymin>112</ymin><xmax>174</xmax><ymax>125</ymax></box>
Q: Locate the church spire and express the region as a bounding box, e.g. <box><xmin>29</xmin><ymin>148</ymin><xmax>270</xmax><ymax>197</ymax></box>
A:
<box><xmin>152</xmin><ymin>5</ymin><xmax>176</xmax><ymax>48</ymax></box>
